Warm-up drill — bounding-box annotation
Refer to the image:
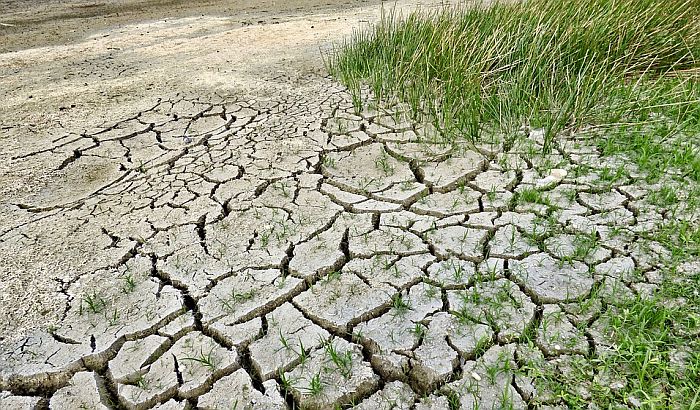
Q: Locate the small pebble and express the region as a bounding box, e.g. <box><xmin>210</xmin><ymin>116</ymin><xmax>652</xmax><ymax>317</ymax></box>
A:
<box><xmin>610</xmin><ymin>381</ymin><xmax>625</xmax><ymax>390</ymax></box>
<box><xmin>550</xmin><ymin>168</ymin><xmax>568</xmax><ymax>179</ymax></box>
<box><xmin>471</xmin><ymin>371</ymin><xmax>481</xmax><ymax>381</ymax></box>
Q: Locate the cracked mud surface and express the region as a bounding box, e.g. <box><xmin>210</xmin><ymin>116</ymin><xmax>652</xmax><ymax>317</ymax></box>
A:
<box><xmin>1</xmin><ymin>1</ymin><xmax>697</xmax><ymax>409</ymax></box>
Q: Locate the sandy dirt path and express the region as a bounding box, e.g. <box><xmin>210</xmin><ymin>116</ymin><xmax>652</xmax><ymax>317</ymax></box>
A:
<box><xmin>0</xmin><ymin>0</ymin><xmax>386</xmax><ymax>52</ymax></box>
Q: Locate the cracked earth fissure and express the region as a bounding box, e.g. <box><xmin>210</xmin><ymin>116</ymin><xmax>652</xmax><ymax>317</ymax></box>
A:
<box><xmin>1</xmin><ymin>77</ymin><xmax>693</xmax><ymax>409</ymax></box>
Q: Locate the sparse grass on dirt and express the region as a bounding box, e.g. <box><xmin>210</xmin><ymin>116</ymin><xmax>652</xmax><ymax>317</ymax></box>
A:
<box><xmin>328</xmin><ymin>0</ymin><xmax>700</xmax><ymax>407</ymax></box>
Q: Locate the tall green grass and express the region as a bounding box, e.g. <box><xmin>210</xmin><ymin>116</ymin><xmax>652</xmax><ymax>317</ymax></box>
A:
<box><xmin>328</xmin><ymin>0</ymin><xmax>700</xmax><ymax>157</ymax></box>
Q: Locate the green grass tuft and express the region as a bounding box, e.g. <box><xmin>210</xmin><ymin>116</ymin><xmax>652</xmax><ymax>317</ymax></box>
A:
<box><xmin>328</xmin><ymin>0</ymin><xmax>700</xmax><ymax>163</ymax></box>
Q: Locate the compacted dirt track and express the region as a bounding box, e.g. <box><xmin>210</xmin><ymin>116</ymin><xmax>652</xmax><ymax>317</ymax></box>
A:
<box><xmin>0</xmin><ymin>1</ymin><xmax>691</xmax><ymax>408</ymax></box>
<box><xmin>0</xmin><ymin>0</ymin><xmax>386</xmax><ymax>52</ymax></box>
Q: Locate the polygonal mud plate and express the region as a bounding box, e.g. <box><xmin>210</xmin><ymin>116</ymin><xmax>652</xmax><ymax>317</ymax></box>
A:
<box><xmin>426</xmin><ymin>226</ymin><xmax>488</xmax><ymax>261</ymax></box>
<box><xmin>494</xmin><ymin>211</ymin><xmax>540</xmax><ymax>233</ymax></box>
<box><xmin>197</xmin><ymin>369</ymin><xmax>286</xmax><ymax>410</ymax></box>
<box><xmin>322</xmin><ymin>144</ymin><xmax>415</xmax><ymax>194</ymax></box>
<box><xmin>352</xmin><ymin>380</ymin><xmax>415</xmax><ymax>409</ymax></box>
<box><xmin>536</xmin><ymin>305</ymin><xmax>588</xmax><ymax>356</ymax></box>
<box><xmin>385</xmin><ymin>141</ymin><xmax>451</xmax><ymax>161</ymax></box>
<box><xmin>349</xmin><ymin>226</ymin><xmax>427</xmax><ymax>258</ymax></box>
<box><xmin>488</xmin><ymin>224</ymin><xmax>539</xmax><ymax>259</ymax></box>
<box><xmin>481</xmin><ymin>190</ymin><xmax>513</xmax><ymax>211</ymax></box>
<box><xmin>286</xmin><ymin>338</ymin><xmax>379</xmax><ymax>410</ymax></box>
<box><xmin>109</xmin><ymin>335</ymin><xmax>169</xmax><ymax>382</ymax></box>
<box><xmin>354</xmin><ymin>284</ymin><xmax>443</xmax><ymax>379</ymax></box>
<box><xmin>0</xmin><ymin>392</ymin><xmax>43</xmax><ymax>409</ymax></box>
<box><xmin>49</xmin><ymin>371</ymin><xmax>109</xmax><ymax>410</ymax></box>
<box><xmin>345</xmin><ymin>253</ymin><xmax>433</xmax><ymax>289</ymax></box>
<box><xmin>427</xmin><ymin>258</ymin><xmax>477</xmax><ymax>287</ymax></box>
<box><xmin>55</xmin><ymin>261</ymin><xmax>185</xmax><ymax>354</ymax></box>
<box><xmin>288</xmin><ymin>228</ymin><xmax>346</xmax><ymax>281</ymax></box>
<box><xmin>206</xmin><ymin>317</ymin><xmax>262</xmax><ymax>349</ymax></box>
<box><xmin>594</xmin><ymin>256</ymin><xmax>637</xmax><ymax>283</ymax></box>
<box><xmin>117</xmin><ymin>331</ymin><xmax>238</xmax><ymax>409</ymax></box>
<box><xmin>293</xmin><ymin>270</ymin><xmax>394</xmax><ymax>333</ymax></box>
<box><xmin>199</xmin><ymin>269</ymin><xmax>304</xmax><ymax>325</ymax></box>
<box><xmin>249</xmin><ymin>303</ymin><xmax>330</xmax><ymax>381</ymax></box>
<box><xmin>411</xmin><ymin>189</ymin><xmax>481</xmax><ymax>217</ymax></box>
<box><xmin>544</xmin><ymin>233</ymin><xmax>612</xmax><ymax>264</ymax></box>
<box><xmin>473</xmin><ymin>169</ymin><xmax>517</xmax><ymax>192</ymax></box>
<box><xmin>514</xmin><ymin>342</ymin><xmax>593</xmax><ymax>405</ymax></box>
<box><xmin>510</xmin><ymin>254</ymin><xmax>595</xmax><ymax>303</ymax></box>
<box><xmin>579</xmin><ymin>191</ymin><xmax>626</xmax><ymax>212</ymax></box>
<box><xmin>410</xmin><ymin>312</ymin><xmax>492</xmax><ymax>393</ymax></box>
<box><xmin>420</xmin><ymin>152</ymin><xmax>487</xmax><ymax>191</ymax></box>
<box><xmin>446</xmin><ymin>344</ymin><xmax>527</xmax><ymax>409</ymax></box>
<box><xmin>447</xmin><ymin>279</ymin><xmax>536</xmax><ymax>343</ymax></box>
<box><xmin>0</xmin><ymin>330</ymin><xmax>91</xmax><ymax>391</ymax></box>
<box><xmin>414</xmin><ymin>394</ymin><xmax>451</xmax><ymax>409</ymax></box>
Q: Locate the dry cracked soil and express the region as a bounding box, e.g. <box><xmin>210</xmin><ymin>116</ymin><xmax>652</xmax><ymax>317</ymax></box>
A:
<box><xmin>0</xmin><ymin>0</ymin><xmax>692</xmax><ymax>409</ymax></box>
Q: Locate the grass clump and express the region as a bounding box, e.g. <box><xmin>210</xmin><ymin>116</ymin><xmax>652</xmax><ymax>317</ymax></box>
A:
<box><xmin>598</xmin><ymin>279</ymin><xmax>700</xmax><ymax>408</ymax></box>
<box><xmin>327</xmin><ymin>0</ymin><xmax>700</xmax><ymax>163</ymax></box>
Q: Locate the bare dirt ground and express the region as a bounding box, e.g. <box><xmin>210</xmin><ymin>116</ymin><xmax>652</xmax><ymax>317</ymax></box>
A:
<box><xmin>0</xmin><ymin>0</ymin><xmax>686</xmax><ymax>408</ymax></box>
<box><xmin>0</xmin><ymin>0</ymin><xmax>415</xmax><ymax>340</ymax></box>
<box><xmin>0</xmin><ymin>0</ymin><xmax>384</xmax><ymax>52</ymax></box>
